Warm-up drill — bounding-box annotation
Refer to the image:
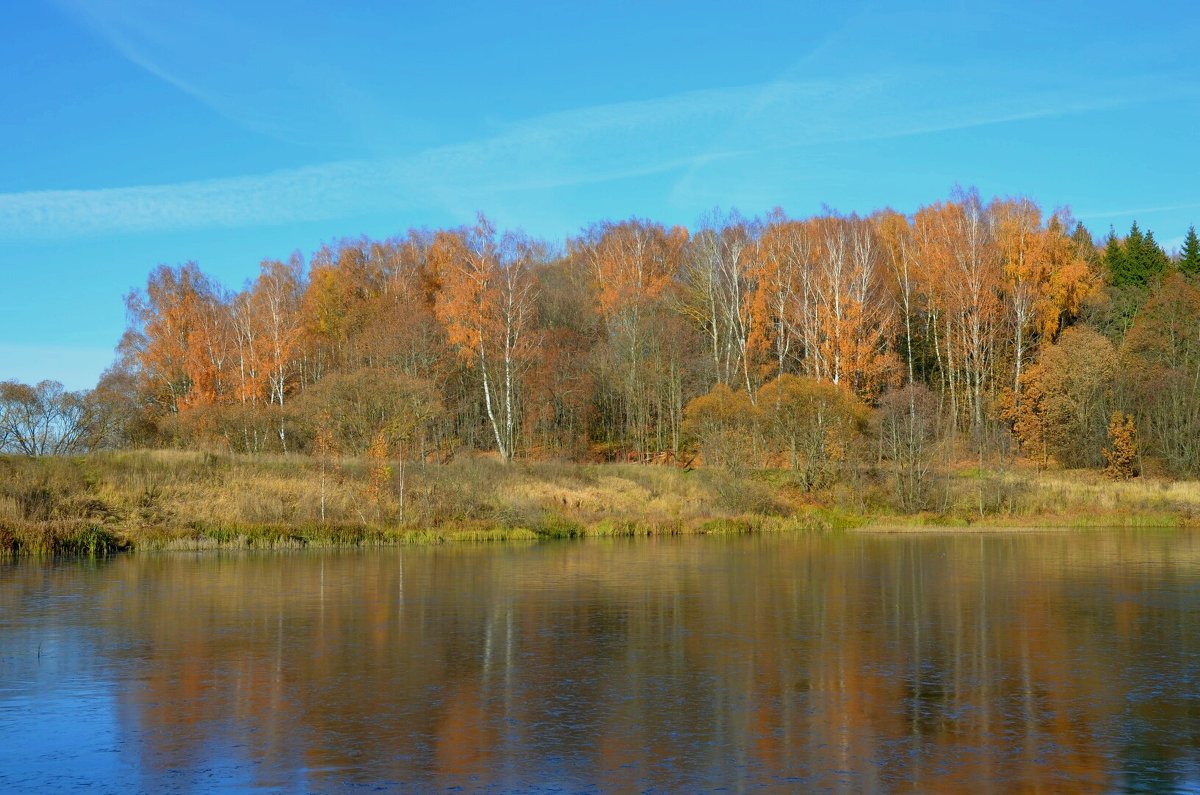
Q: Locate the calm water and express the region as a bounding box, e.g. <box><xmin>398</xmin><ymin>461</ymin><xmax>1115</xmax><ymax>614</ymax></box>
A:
<box><xmin>2</xmin><ymin>532</ymin><xmax>1199</xmax><ymax>793</ymax></box>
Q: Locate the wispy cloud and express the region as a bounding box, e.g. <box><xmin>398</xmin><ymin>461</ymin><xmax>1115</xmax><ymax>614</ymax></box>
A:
<box><xmin>668</xmin><ymin>74</ymin><xmax>1131</xmax><ymax>204</ymax></box>
<box><xmin>1077</xmin><ymin>202</ymin><xmax>1200</xmax><ymax>221</ymax></box>
<box><xmin>0</xmin><ymin>65</ymin><xmax>1166</xmax><ymax>240</ymax></box>
<box><xmin>49</xmin><ymin>0</ymin><xmax>374</xmax><ymax>146</ymax></box>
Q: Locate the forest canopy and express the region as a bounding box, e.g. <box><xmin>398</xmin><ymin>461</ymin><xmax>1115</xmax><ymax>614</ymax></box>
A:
<box><xmin>6</xmin><ymin>190</ymin><xmax>1200</xmax><ymax>508</ymax></box>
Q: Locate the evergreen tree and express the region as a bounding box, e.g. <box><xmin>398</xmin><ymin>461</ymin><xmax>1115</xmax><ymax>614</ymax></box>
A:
<box><xmin>1103</xmin><ymin>228</ymin><xmax>1129</xmax><ymax>285</ymax></box>
<box><xmin>1124</xmin><ymin>221</ymin><xmax>1147</xmax><ymax>285</ymax></box>
<box><xmin>1180</xmin><ymin>225</ymin><xmax>1200</xmax><ymax>276</ymax></box>
<box><xmin>1140</xmin><ymin>229</ymin><xmax>1170</xmax><ymax>281</ymax></box>
<box><xmin>1107</xmin><ymin>221</ymin><xmax>1169</xmax><ymax>287</ymax></box>
<box><xmin>1126</xmin><ymin>221</ymin><xmax>1145</xmax><ymax>249</ymax></box>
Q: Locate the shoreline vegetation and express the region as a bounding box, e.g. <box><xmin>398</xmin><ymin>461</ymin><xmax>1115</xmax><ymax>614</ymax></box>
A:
<box><xmin>4</xmin><ymin>195</ymin><xmax>1200</xmax><ymax>557</ymax></box>
<box><xmin>3</xmin><ymin>450</ymin><xmax>1198</xmax><ymax>556</ymax></box>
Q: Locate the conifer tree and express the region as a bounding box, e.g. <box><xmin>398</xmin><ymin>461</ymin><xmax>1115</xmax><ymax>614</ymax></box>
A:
<box><xmin>1122</xmin><ymin>221</ymin><xmax>1147</xmax><ymax>285</ymax></box>
<box><xmin>1180</xmin><ymin>225</ymin><xmax>1200</xmax><ymax>276</ymax></box>
<box><xmin>1107</xmin><ymin>221</ymin><xmax>1169</xmax><ymax>287</ymax></box>
<box><xmin>1139</xmin><ymin>228</ymin><xmax>1170</xmax><ymax>282</ymax></box>
<box><xmin>1103</xmin><ymin>228</ymin><xmax>1128</xmax><ymax>286</ymax></box>
<box><xmin>1126</xmin><ymin>221</ymin><xmax>1145</xmax><ymax>248</ymax></box>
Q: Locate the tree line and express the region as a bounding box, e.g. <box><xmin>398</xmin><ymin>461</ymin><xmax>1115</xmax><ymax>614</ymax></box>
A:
<box><xmin>6</xmin><ymin>188</ymin><xmax>1199</xmax><ymax>509</ymax></box>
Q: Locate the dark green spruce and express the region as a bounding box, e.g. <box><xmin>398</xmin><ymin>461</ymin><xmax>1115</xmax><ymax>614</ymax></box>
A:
<box><xmin>1104</xmin><ymin>221</ymin><xmax>1170</xmax><ymax>287</ymax></box>
<box><xmin>1180</xmin><ymin>225</ymin><xmax>1200</xmax><ymax>276</ymax></box>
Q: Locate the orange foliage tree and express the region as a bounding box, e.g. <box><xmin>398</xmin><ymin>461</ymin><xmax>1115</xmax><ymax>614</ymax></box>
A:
<box><xmin>1103</xmin><ymin>411</ymin><xmax>1139</xmax><ymax>480</ymax></box>
<box><xmin>1011</xmin><ymin>327</ymin><xmax>1118</xmax><ymax>468</ymax></box>
<box><xmin>757</xmin><ymin>374</ymin><xmax>868</xmax><ymax>490</ymax></box>
<box><xmin>431</xmin><ymin>215</ymin><xmax>538</xmax><ymax>462</ymax></box>
<box><xmin>681</xmin><ymin>383</ymin><xmax>759</xmax><ymax>471</ymax></box>
<box><xmin>124</xmin><ymin>262</ymin><xmax>234</xmax><ymax>415</ymax></box>
<box><xmin>576</xmin><ymin>219</ymin><xmax>688</xmax><ymax>458</ymax></box>
<box><xmin>107</xmin><ymin>186</ymin><xmax>1168</xmax><ymax>495</ymax></box>
<box><xmin>994</xmin><ymin>199</ymin><xmax>1098</xmax><ymax>410</ymax></box>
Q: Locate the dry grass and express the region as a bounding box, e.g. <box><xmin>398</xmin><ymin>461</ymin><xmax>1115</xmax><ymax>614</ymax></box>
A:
<box><xmin>858</xmin><ymin>466</ymin><xmax>1200</xmax><ymax>530</ymax></box>
<box><xmin>0</xmin><ymin>450</ymin><xmax>819</xmax><ymax>554</ymax></box>
<box><xmin>1</xmin><ymin>450</ymin><xmax>1197</xmax><ymax>555</ymax></box>
<box><xmin>989</xmin><ymin>469</ymin><xmax>1200</xmax><ymax>527</ymax></box>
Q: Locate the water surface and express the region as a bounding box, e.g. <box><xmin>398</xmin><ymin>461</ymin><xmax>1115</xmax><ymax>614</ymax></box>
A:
<box><xmin>2</xmin><ymin>531</ymin><xmax>1199</xmax><ymax>792</ymax></box>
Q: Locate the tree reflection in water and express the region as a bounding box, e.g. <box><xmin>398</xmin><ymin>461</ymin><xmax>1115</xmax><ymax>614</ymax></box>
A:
<box><xmin>1</xmin><ymin>531</ymin><xmax>1199</xmax><ymax>792</ymax></box>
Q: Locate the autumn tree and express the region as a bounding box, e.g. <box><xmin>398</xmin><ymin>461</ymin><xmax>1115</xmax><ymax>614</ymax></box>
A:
<box><xmin>821</xmin><ymin>213</ymin><xmax>895</xmax><ymax>398</ymax></box>
<box><xmin>431</xmin><ymin>216</ymin><xmax>539</xmax><ymax>462</ymax></box>
<box><xmin>1121</xmin><ymin>272</ymin><xmax>1200</xmax><ymax>476</ymax></box>
<box><xmin>293</xmin><ymin>368</ymin><xmax>440</xmax><ymax>456</ymax></box>
<box><xmin>910</xmin><ymin>192</ymin><xmax>1005</xmax><ymax>439</ymax></box>
<box><xmin>365</xmin><ymin>430</ymin><xmax>393</xmax><ymax>514</ymax></box>
<box><xmin>311</xmin><ymin>416</ymin><xmax>338</xmax><ymax>524</ymax></box>
<box><xmin>993</xmin><ymin>200</ymin><xmax>1097</xmax><ymax>411</ymax></box>
<box><xmin>299</xmin><ymin>239</ymin><xmax>391</xmax><ymax>380</ymax></box>
<box><xmin>1012</xmin><ymin>327</ymin><xmax>1118</xmax><ymax>468</ymax></box>
<box><xmin>682</xmin><ymin>383</ymin><xmax>759</xmax><ymax>471</ymax></box>
<box><xmin>757</xmin><ymin>216</ymin><xmax>820</xmax><ymax>380</ymax></box>
<box><xmin>124</xmin><ymin>262</ymin><xmax>235</xmax><ymax>415</ymax></box>
<box><xmin>522</xmin><ymin>256</ymin><xmax>596</xmax><ymax>456</ymax></box>
<box><xmin>876</xmin><ymin>209</ymin><xmax>919</xmax><ymax>389</ymax></box>
<box><xmin>300</xmin><ymin>247</ymin><xmax>351</xmax><ymax>380</ymax></box>
<box><xmin>1103</xmin><ymin>412</ymin><xmax>1139</xmax><ymax>480</ymax></box>
<box><xmin>994</xmin><ymin>198</ymin><xmax>1045</xmax><ymax>406</ymax></box>
<box><xmin>366</xmin><ymin>235</ymin><xmax>448</xmax><ymax>374</ymax></box>
<box><xmin>249</xmin><ymin>256</ymin><xmax>305</xmax><ymax>448</ymax></box>
<box><xmin>940</xmin><ymin>189</ymin><xmax>1003</xmax><ymax>437</ymax></box>
<box><xmin>1040</xmin><ymin>215</ymin><xmax>1098</xmax><ymax>336</ymax></box>
<box><xmin>750</xmin><ymin>211</ymin><xmax>896</xmax><ymax>400</ymax></box>
<box><xmin>876</xmin><ymin>383</ymin><xmax>941</xmax><ymax>511</ymax></box>
<box><xmin>756</xmin><ymin>374</ymin><xmax>867</xmax><ymax>491</ymax></box>
<box><xmin>681</xmin><ymin>210</ymin><xmax>765</xmax><ymax>394</ymax></box>
<box><xmin>576</xmin><ymin>218</ymin><xmax>688</xmax><ymax>458</ymax></box>
<box><xmin>296</xmin><ymin>367</ymin><xmax>441</xmax><ymax>521</ymax></box>
<box><xmin>225</xmin><ymin>256</ymin><xmax>305</xmax><ymax>451</ymax></box>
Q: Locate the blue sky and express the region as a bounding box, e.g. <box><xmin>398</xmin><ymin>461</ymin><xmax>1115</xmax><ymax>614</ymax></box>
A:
<box><xmin>2</xmin><ymin>0</ymin><xmax>1199</xmax><ymax>389</ymax></box>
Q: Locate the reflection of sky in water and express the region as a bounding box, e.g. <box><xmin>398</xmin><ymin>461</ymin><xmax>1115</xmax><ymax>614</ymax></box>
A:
<box><xmin>0</xmin><ymin>681</ymin><xmax>126</xmax><ymax>790</ymax></box>
<box><xmin>0</xmin><ymin>534</ymin><xmax>1199</xmax><ymax>792</ymax></box>
<box><xmin>0</xmin><ymin>576</ymin><xmax>127</xmax><ymax>791</ymax></box>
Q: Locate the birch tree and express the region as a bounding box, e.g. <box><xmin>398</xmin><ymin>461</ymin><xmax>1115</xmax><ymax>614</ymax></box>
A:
<box><xmin>431</xmin><ymin>215</ymin><xmax>538</xmax><ymax>462</ymax></box>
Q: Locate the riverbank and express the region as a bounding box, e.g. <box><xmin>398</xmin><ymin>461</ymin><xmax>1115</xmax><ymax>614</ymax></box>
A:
<box><xmin>2</xmin><ymin>450</ymin><xmax>1199</xmax><ymax>555</ymax></box>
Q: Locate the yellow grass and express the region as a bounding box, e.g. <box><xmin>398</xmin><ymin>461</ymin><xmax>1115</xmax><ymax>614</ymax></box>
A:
<box><xmin>1</xmin><ymin>450</ymin><xmax>1197</xmax><ymax>555</ymax></box>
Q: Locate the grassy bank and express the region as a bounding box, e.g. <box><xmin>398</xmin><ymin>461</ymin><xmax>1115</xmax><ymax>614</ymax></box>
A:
<box><xmin>0</xmin><ymin>450</ymin><xmax>850</xmax><ymax>555</ymax></box>
<box><xmin>2</xmin><ymin>450</ymin><xmax>1198</xmax><ymax>555</ymax></box>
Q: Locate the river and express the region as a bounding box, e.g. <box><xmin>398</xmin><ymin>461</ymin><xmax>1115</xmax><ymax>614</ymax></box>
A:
<box><xmin>2</xmin><ymin>531</ymin><xmax>1199</xmax><ymax>792</ymax></box>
